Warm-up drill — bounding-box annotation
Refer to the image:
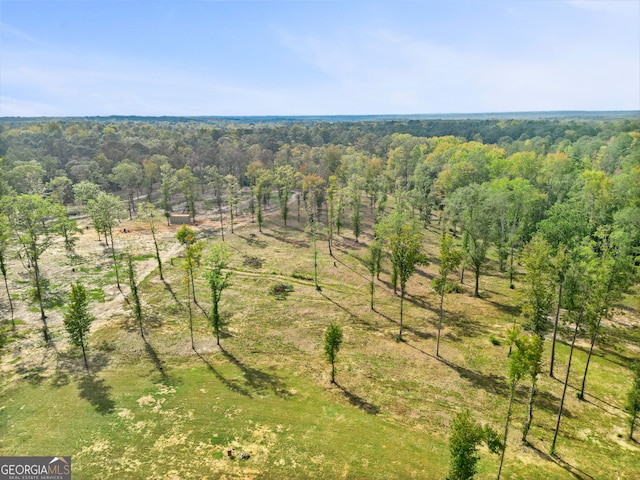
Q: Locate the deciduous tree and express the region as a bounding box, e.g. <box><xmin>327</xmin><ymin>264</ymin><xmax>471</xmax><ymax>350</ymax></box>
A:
<box><xmin>87</xmin><ymin>193</ymin><xmax>124</xmax><ymax>289</ymax></box>
<box><xmin>224</xmin><ymin>174</ymin><xmax>241</xmax><ymax>234</ymax></box>
<box><xmin>139</xmin><ymin>202</ymin><xmax>164</xmax><ymax>281</ymax></box>
<box><xmin>5</xmin><ymin>194</ymin><xmax>59</xmax><ymax>341</ymax></box>
<box><xmin>626</xmin><ymin>361</ymin><xmax>640</xmax><ymax>440</ymax></box>
<box><xmin>324</xmin><ymin>323</ymin><xmax>343</xmax><ymax>384</ymax></box>
<box><xmin>386</xmin><ymin>216</ymin><xmax>426</xmax><ymax>340</ymax></box>
<box><xmin>448</xmin><ymin>408</ymin><xmax>502</xmax><ymax>480</ymax></box>
<box><xmin>205</xmin><ymin>243</ymin><xmax>232</xmax><ymax>347</ymax></box>
<box><xmin>275</xmin><ymin>165</ymin><xmax>296</xmax><ymax>227</ymax></box>
<box><xmin>0</xmin><ymin>213</ymin><xmax>15</xmax><ymax>326</ymax></box>
<box><xmin>110</xmin><ymin>161</ymin><xmax>142</xmax><ymax>220</ymax></box>
<box><xmin>435</xmin><ymin>233</ymin><xmax>462</xmax><ymax>357</ymax></box>
<box><xmin>63</xmin><ymin>282</ymin><xmax>95</xmax><ymax>371</ymax></box>
<box><xmin>125</xmin><ymin>253</ymin><xmax>144</xmax><ymax>340</ymax></box>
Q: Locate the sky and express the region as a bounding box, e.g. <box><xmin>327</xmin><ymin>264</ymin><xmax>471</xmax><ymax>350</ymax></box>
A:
<box><xmin>0</xmin><ymin>0</ymin><xmax>638</xmax><ymax>117</ymax></box>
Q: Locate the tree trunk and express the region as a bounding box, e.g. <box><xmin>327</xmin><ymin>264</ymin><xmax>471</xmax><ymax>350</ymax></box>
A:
<box><xmin>218</xmin><ymin>202</ymin><xmax>225</xmax><ymax>241</ymax></box>
<box><xmin>369</xmin><ymin>280</ymin><xmax>374</xmax><ymax>310</ymax></box>
<box><xmin>331</xmin><ymin>357</ymin><xmax>335</xmax><ymax>383</ymax></box>
<box><xmin>151</xmin><ymin>228</ymin><xmax>163</xmax><ymax>281</ymax></box>
<box><xmin>509</xmin><ymin>241</ymin><xmax>515</xmax><ymax>289</ymax></box>
<box><xmin>474</xmin><ymin>267</ymin><xmax>480</xmax><ymax>297</ymax></box>
<box><xmin>549</xmin><ymin>281</ymin><xmax>564</xmax><ymax>378</ymax></box>
<box><xmin>109</xmin><ymin>228</ymin><xmax>120</xmax><ymax>290</ymax></box>
<box><xmin>313</xmin><ymin>236</ymin><xmax>320</xmax><ymax>291</ymax></box>
<box><xmin>128</xmin><ymin>190</ymin><xmax>134</xmax><ymax>220</ymax></box>
<box><xmin>190</xmin><ymin>268</ymin><xmax>198</xmax><ymax>305</ymax></box>
<box><xmin>436</xmin><ymin>290</ymin><xmax>445</xmax><ymax>357</ymax></box>
<box><xmin>522</xmin><ymin>381</ymin><xmax>537</xmax><ymax>443</ymax></box>
<box><xmin>497</xmin><ymin>383</ymin><xmax>516</xmax><ymax>480</ymax></box>
<box><xmin>1</xmin><ymin>265</ymin><xmax>14</xmax><ymax>327</ymax></box>
<box><xmin>399</xmin><ymin>289</ymin><xmax>405</xmax><ymax>339</ymax></box>
<box><xmin>187</xmin><ymin>280</ymin><xmax>195</xmax><ymax>351</ymax></box>
<box><xmin>579</xmin><ymin>316</ymin><xmax>602</xmax><ymax>400</ymax></box>
<box><xmin>32</xmin><ymin>254</ymin><xmax>50</xmax><ymax>342</ymax></box>
<box><xmin>551</xmin><ymin>315</ymin><xmax>580</xmax><ymax>455</ymax></box>
<box><xmin>213</xmin><ymin>300</ymin><xmax>220</xmax><ymax>346</ymax></box>
<box><xmin>81</xmin><ymin>336</ymin><xmax>89</xmax><ymax>372</ymax></box>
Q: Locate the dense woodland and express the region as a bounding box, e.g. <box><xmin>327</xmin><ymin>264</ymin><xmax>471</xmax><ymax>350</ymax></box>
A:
<box><xmin>0</xmin><ymin>115</ymin><xmax>639</xmax><ymax>479</ymax></box>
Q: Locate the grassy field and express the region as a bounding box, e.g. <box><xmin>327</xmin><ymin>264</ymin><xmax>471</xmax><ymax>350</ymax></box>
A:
<box><xmin>1</xmin><ymin>202</ymin><xmax>639</xmax><ymax>479</ymax></box>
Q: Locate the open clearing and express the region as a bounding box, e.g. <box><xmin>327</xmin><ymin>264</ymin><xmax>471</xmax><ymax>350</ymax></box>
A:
<box><xmin>1</xmin><ymin>202</ymin><xmax>639</xmax><ymax>479</ymax></box>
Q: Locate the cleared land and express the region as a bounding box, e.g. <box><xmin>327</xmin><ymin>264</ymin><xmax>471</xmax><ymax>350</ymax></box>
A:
<box><xmin>1</xmin><ymin>201</ymin><xmax>639</xmax><ymax>479</ymax></box>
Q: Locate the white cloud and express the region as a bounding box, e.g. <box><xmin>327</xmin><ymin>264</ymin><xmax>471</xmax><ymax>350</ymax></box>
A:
<box><xmin>1</xmin><ymin>16</ymin><xmax>638</xmax><ymax>116</ymax></box>
<box><xmin>566</xmin><ymin>0</ymin><xmax>640</xmax><ymax>15</ymax></box>
<box><xmin>274</xmin><ymin>26</ymin><xmax>639</xmax><ymax>114</ymax></box>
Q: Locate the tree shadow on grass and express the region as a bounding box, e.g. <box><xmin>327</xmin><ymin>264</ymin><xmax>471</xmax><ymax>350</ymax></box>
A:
<box><xmin>483</xmin><ymin>295</ymin><xmax>522</xmax><ymax>317</ymax></box>
<box><xmin>412</xmin><ymin>266</ymin><xmax>435</xmax><ymax>282</ymax></box>
<box><xmin>162</xmin><ymin>280</ymin><xmax>183</xmax><ymax>309</ymax></box>
<box><xmin>319</xmin><ymin>291</ymin><xmax>376</xmax><ymax>330</ymax></box>
<box><xmin>373</xmin><ymin>308</ymin><xmax>435</xmax><ymax>341</ymax></box>
<box><xmin>549</xmin><ymin>375</ymin><xmax>623</xmax><ymax>415</ymax></box>
<box><xmin>334</xmin><ymin>382</ymin><xmax>380</xmax><ymax>415</ymax></box>
<box><xmin>404</xmin><ymin>342</ymin><xmax>510</xmax><ymax>397</ymax></box>
<box><xmin>527</xmin><ymin>442</ymin><xmax>595</xmax><ymax>480</ymax></box>
<box><xmin>78</xmin><ymin>375</ymin><xmax>115</xmax><ymax>415</ymax></box>
<box><xmin>333</xmin><ymin>255</ymin><xmax>369</xmax><ymax>282</ymax></box>
<box><xmin>194</xmin><ymin>350</ymin><xmax>252</xmax><ymax>397</ymax></box>
<box><xmin>261</xmin><ymin>230</ymin><xmax>309</xmax><ymax>249</ymax></box>
<box><xmin>447</xmin><ymin>312</ymin><xmax>490</xmax><ymax>339</ymax></box>
<box><xmin>195</xmin><ymin>347</ymin><xmax>289</xmax><ymax>399</ymax></box>
<box><xmin>143</xmin><ymin>339</ymin><xmax>168</xmax><ymax>382</ymax></box>
<box><xmin>235</xmin><ymin>233</ymin><xmax>268</xmax><ymax>249</ymax></box>
<box><xmin>52</xmin><ymin>350</ymin><xmax>110</xmax><ymax>386</ymax></box>
<box><xmin>220</xmin><ymin>346</ymin><xmax>290</xmax><ymax>399</ymax></box>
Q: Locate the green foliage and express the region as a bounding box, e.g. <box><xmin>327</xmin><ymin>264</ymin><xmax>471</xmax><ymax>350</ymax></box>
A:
<box><xmin>139</xmin><ymin>201</ymin><xmax>164</xmax><ymax>280</ymax></box>
<box><xmin>324</xmin><ymin>323</ymin><xmax>343</xmax><ymax>384</ymax></box>
<box><xmin>437</xmin><ymin>233</ymin><xmax>463</xmax><ymax>295</ymax></box>
<box><xmin>348</xmin><ymin>174</ymin><xmax>364</xmax><ymax>241</ymax></box>
<box><xmin>177</xmin><ymin>165</ymin><xmax>199</xmax><ymax>220</ymax></box>
<box><xmin>224</xmin><ymin>174</ymin><xmax>241</xmax><ymax>232</ymax></box>
<box><xmin>521</xmin><ymin>236</ymin><xmax>555</xmax><ymax>337</ymax></box>
<box><xmin>275</xmin><ymin>166</ymin><xmax>296</xmax><ymax>227</ymax></box>
<box><xmin>110</xmin><ymin>161</ymin><xmax>142</xmax><ymax>218</ymax></box>
<box><xmin>52</xmin><ymin>204</ymin><xmax>82</xmax><ymax>253</ymax></box>
<box><xmin>432</xmin><ymin>278</ymin><xmax>462</xmax><ymax>294</ymax></box>
<box><xmin>72</xmin><ymin>180</ymin><xmax>101</xmax><ymax>206</ymax></box>
<box><xmin>446</xmin><ymin>184</ymin><xmax>492</xmax><ymax>297</ymax></box>
<box><xmin>4</xmin><ymin>194</ymin><xmax>60</xmax><ymax>340</ymax></box>
<box><xmin>87</xmin><ymin>192</ymin><xmax>124</xmax><ymax>239</ymax></box>
<box><xmin>126</xmin><ymin>253</ymin><xmax>144</xmax><ymax>339</ymax></box>
<box><xmin>625</xmin><ymin>361</ymin><xmax>640</xmax><ymax>439</ymax></box>
<box><xmin>63</xmin><ymin>282</ymin><xmax>95</xmax><ymax>369</ymax></box>
<box><xmin>205</xmin><ymin>243</ymin><xmax>232</xmax><ymax>346</ymax></box>
<box><xmin>448</xmin><ymin>409</ymin><xmax>502</xmax><ymax>480</ymax></box>
<box><xmin>176</xmin><ymin>225</ymin><xmax>197</xmax><ymax>246</ymax></box>
<box><xmin>160</xmin><ymin>163</ymin><xmax>178</xmax><ymax>215</ymax></box>
<box><xmin>506</xmin><ymin>327</ymin><xmax>543</xmax><ymax>385</ymax></box>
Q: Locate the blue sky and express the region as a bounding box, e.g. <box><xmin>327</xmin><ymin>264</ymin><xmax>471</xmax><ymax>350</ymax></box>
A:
<box><xmin>1</xmin><ymin>0</ymin><xmax>638</xmax><ymax>116</ymax></box>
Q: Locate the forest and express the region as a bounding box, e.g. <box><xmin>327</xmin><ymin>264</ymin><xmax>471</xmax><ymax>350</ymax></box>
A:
<box><xmin>0</xmin><ymin>114</ymin><xmax>639</xmax><ymax>479</ymax></box>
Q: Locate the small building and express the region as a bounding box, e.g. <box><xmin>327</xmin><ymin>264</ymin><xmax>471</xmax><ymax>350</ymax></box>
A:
<box><xmin>170</xmin><ymin>214</ymin><xmax>191</xmax><ymax>225</ymax></box>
